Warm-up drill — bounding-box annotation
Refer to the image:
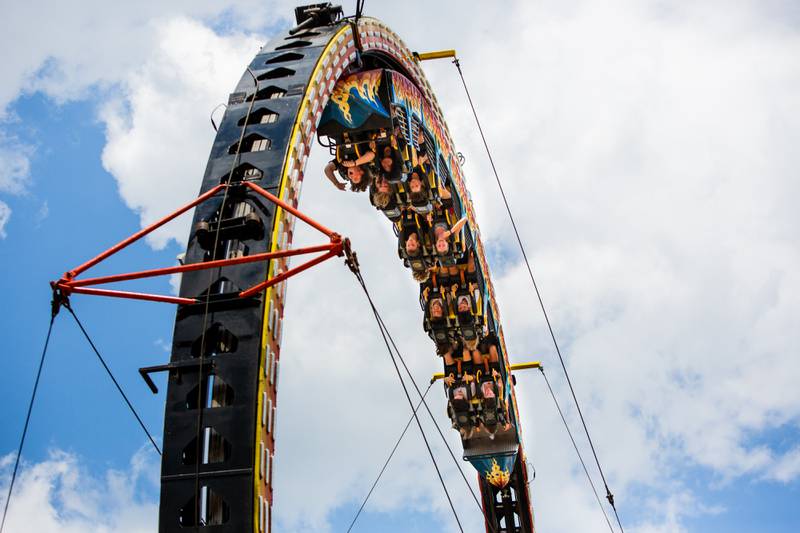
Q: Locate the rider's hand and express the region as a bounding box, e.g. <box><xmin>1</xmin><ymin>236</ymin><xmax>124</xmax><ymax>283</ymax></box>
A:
<box><xmin>444</xmin><ymin>376</ymin><xmax>455</xmax><ymax>387</ymax></box>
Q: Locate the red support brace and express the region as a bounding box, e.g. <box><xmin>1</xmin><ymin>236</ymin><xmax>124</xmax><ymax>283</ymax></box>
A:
<box><xmin>243</xmin><ymin>181</ymin><xmax>336</xmax><ymax>238</ymax></box>
<box><xmin>66</xmin><ymin>286</ymin><xmax>199</xmax><ymax>306</ymax></box>
<box><xmin>239</xmin><ymin>249</ymin><xmax>340</xmax><ymax>298</ymax></box>
<box><xmin>68</xmin><ymin>184</ymin><xmax>226</xmax><ymax>280</ymax></box>
<box><xmin>66</xmin><ymin>244</ymin><xmax>340</xmax><ymax>288</ymax></box>
<box><xmin>53</xmin><ymin>182</ymin><xmax>347</xmax><ymax>305</ymax></box>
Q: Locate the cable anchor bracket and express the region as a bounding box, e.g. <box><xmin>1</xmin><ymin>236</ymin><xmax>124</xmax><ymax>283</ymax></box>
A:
<box><xmin>49</xmin><ymin>282</ymin><xmax>71</xmax><ymax>318</ymax></box>
<box><xmin>343</xmin><ymin>238</ymin><xmax>360</xmax><ymax>276</ymax></box>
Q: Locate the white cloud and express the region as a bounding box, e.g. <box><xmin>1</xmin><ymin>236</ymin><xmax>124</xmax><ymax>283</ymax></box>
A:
<box><xmin>0</xmin><ymin>135</ymin><xmax>33</xmax><ymax>195</ymax></box>
<box><xmin>475</xmin><ymin>0</ymin><xmax>800</xmax><ymax>484</ymax></box>
<box><xmin>35</xmin><ymin>201</ymin><xmax>49</xmax><ymax>225</ymax></box>
<box><xmin>0</xmin><ymin>200</ymin><xmax>10</xmax><ymax>239</ymax></box>
<box><xmin>0</xmin><ymin>448</ymin><xmax>158</xmax><ymax>533</ymax></box>
<box><xmin>0</xmin><ymin>1</ymin><xmax>296</xmax><ymax>118</ymax></box>
<box><xmin>269</xmin><ymin>1</ymin><xmax>800</xmax><ymax>531</ymax></box>
<box><xmin>3</xmin><ymin>0</ymin><xmax>799</xmax><ymax>532</ymax></box>
<box><xmin>99</xmin><ymin>17</ymin><xmax>265</xmax><ymax>249</ymax></box>
<box><xmin>0</xmin><ymin>1</ymin><xmax>294</xmax><ymax>243</ymax></box>
<box><xmin>0</xmin><ymin>134</ymin><xmax>34</xmax><ymax>238</ymax></box>
<box><xmin>766</xmin><ymin>446</ymin><xmax>800</xmax><ymax>483</ymax></box>
<box><xmin>633</xmin><ymin>491</ymin><xmax>725</xmax><ymax>533</ymax></box>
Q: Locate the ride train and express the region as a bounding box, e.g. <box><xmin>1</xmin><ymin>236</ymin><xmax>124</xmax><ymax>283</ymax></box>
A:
<box><xmin>317</xmin><ymin>67</ymin><xmax>523</xmax><ymax>489</ymax></box>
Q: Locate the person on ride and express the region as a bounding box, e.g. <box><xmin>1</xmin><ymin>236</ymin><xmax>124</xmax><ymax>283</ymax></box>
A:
<box><xmin>416</xmin><ymin>128</ymin><xmax>429</xmax><ymax>166</ymax></box>
<box><xmin>429</xmin><ymin>297</ymin><xmax>446</xmax><ymax>321</ymax></box>
<box><xmin>455</xmin><ymin>294</ymin><xmax>478</xmax><ymax>349</ymax></box>
<box><xmin>323</xmin><ymin>155</ymin><xmax>372</xmax><ymax>192</ymax></box>
<box><xmin>475</xmin><ymin>330</ymin><xmax>501</xmax><ymax>371</ymax></box>
<box><xmin>323</xmin><ymin>160</ymin><xmax>348</xmax><ymax>191</ymax></box>
<box><xmin>474</xmin><ymin>330</ymin><xmax>509</xmax><ymax>430</ymax></box>
<box><xmin>457</xmin><ymin>295</ymin><xmax>471</xmax><ymax>314</ymax></box>
<box><xmin>377</xmin><ymin>138</ymin><xmax>404</xmax><ymax>183</ymax></box>
<box><xmin>370</xmin><ymin>175</ymin><xmax>394</xmax><ymax>209</ymax></box>
<box><xmin>340</xmin><ymin>157</ymin><xmax>373</xmax><ymax>192</ymax></box>
<box><xmin>433</xmin><ymin>249</ymin><xmax>476</xmax><ymax>288</ymax></box>
<box><xmin>405</xmin><ymin>232</ymin><xmax>421</xmax><ymax>257</ymax></box>
<box><xmin>407</xmin><ymin>169</ymin><xmax>434</xmax><ymax>215</ymax></box>
<box><xmin>399</xmin><ymin>210</ymin><xmax>430</xmax><ymax>258</ymax></box>
<box><xmin>443</xmin><ymin>339</ymin><xmax>476</xmax><ymax>438</ymax></box>
<box><xmin>411</xmin><ymin>267</ymin><xmax>432</xmax><ymax>282</ymax></box>
<box><xmin>432</xmin><ymin>214</ymin><xmax>468</xmax><ymax>263</ymax></box>
<box><xmin>407</xmin><ymin>169</ymin><xmax>426</xmax><ymax>195</ymax></box>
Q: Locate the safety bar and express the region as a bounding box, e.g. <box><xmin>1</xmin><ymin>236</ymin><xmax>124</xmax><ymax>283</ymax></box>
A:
<box><xmin>430</xmin><ymin>360</ymin><xmax>542</xmax><ymax>384</ymax></box>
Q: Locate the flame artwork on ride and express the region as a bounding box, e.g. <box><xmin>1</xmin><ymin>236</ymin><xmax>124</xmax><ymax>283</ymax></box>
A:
<box><xmin>328</xmin><ymin>68</ymin><xmax>387</xmax><ymax>125</ymax></box>
<box><xmin>156</xmin><ymin>5</ymin><xmax>535</xmax><ymax>533</ymax></box>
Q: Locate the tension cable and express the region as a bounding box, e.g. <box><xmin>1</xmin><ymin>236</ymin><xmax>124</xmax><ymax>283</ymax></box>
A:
<box><xmin>346</xmin><ymin>381</ymin><xmax>434</xmax><ymax>532</ymax></box>
<box><xmin>0</xmin><ymin>297</ymin><xmax>61</xmax><ymax>533</ymax></box>
<box><xmin>65</xmin><ymin>303</ymin><xmax>162</xmax><ymax>456</ymax></box>
<box><xmin>453</xmin><ymin>57</ymin><xmax>625</xmax><ymax>532</ymax></box>
<box><xmin>371</xmin><ymin>310</ymin><xmax>497</xmax><ymax>532</ymax></box>
<box><xmin>192</xmin><ymin>67</ymin><xmax>260</xmax><ymax>529</ymax></box>
<box><xmin>347</xmin><ymin>253</ymin><xmax>464</xmax><ymax>533</ymax></box>
<box><xmin>539</xmin><ymin>367</ymin><xmax>614</xmax><ymax>532</ymax></box>
<box><xmin>345</xmin><ymin>247</ymin><xmax>497</xmax><ymax>532</ymax></box>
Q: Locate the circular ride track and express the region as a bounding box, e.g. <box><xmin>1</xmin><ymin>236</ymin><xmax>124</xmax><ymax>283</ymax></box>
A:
<box><xmin>157</xmin><ymin>9</ymin><xmax>535</xmax><ymax>533</ymax></box>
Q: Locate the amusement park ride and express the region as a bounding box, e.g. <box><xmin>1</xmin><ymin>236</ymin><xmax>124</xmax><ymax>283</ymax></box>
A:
<box><xmin>38</xmin><ymin>3</ymin><xmax>561</xmax><ymax>532</ymax></box>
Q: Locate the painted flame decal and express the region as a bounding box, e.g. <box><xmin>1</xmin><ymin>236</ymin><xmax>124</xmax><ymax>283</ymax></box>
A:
<box><xmin>330</xmin><ymin>70</ymin><xmax>384</xmax><ymax>125</ymax></box>
<box><xmin>486</xmin><ymin>458</ymin><xmax>512</xmax><ymax>488</ymax></box>
<box><xmin>391</xmin><ymin>72</ymin><xmax>423</xmax><ymax>119</ymax></box>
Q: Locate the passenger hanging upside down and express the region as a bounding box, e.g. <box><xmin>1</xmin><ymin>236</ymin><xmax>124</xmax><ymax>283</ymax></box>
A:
<box><xmin>415</xmin><ymin>128</ymin><xmax>429</xmax><ymax>167</ymax></box>
<box><xmin>429</xmin><ymin>297</ymin><xmax>446</xmax><ymax>321</ymax></box>
<box><xmin>399</xmin><ymin>212</ymin><xmax>434</xmax><ymax>281</ymax></box>
<box><xmin>433</xmin><ymin>249</ymin><xmax>477</xmax><ymax>288</ymax></box>
<box><xmin>474</xmin><ymin>331</ymin><xmax>510</xmax><ymax>432</ymax></box>
<box><xmin>323</xmin><ymin>159</ymin><xmax>373</xmax><ymax>192</ymax></box>
<box><xmin>457</xmin><ymin>295</ymin><xmax>471</xmax><ymax>314</ymax></box>
<box><xmin>399</xmin><ymin>211</ymin><xmax>430</xmax><ymax>258</ymax></box>
<box><xmin>406</xmin><ymin>168</ymin><xmax>436</xmax><ymax>215</ymax></box>
<box><xmin>443</xmin><ymin>339</ymin><xmax>476</xmax><ymax>438</ymax></box>
<box><xmin>324</xmin><ymin>140</ymin><xmax>375</xmax><ymax>192</ymax></box>
<box><xmin>323</xmin><ymin>160</ymin><xmax>348</xmax><ymax>191</ymax></box>
<box><xmin>431</xmin><ymin>214</ymin><xmax>468</xmax><ymax>265</ymax></box>
<box><xmin>411</xmin><ymin>266</ymin><xmax>432</xmax><ymax>282</ymax></box>
<box><xmin>370</xmin><ymin>175</ymin><xmax>401</xmax><ymax>221</ymax></box>
<box><xmin>378</xmin><ymin>144</ymin><xmax>404</xmax><ymax>182</ymax></box>
<box><xmin>406</xmin><ymin>169</ymin><xmax>426</xmax><ymax>197</ymax></box>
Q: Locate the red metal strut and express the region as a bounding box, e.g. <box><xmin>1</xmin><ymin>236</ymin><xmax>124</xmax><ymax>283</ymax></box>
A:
<box><xmin>52</xmin><ymin>182</ymin><xmax>345</xmax><ymax>305</ymax></box>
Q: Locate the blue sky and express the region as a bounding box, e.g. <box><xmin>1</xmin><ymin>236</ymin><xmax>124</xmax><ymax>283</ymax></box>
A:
<box><xmin>0</xmin><ymin>94</ymin><xmax>173</xmax><ymax>486</ymax></box>
<box><xmin>2</xmin><ymin>1</ymin><xmax>800</xmax><ymax>532</ymax></box>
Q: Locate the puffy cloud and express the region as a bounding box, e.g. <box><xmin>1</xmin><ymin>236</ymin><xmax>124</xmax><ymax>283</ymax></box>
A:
<box><xmin>474</xmin><ymin>0</ymin><xmax>800</xmax><ymax>485</ymax></box>
<box><xmin>3</xmin><ymin>0</ymin><xmax>800</xmax><ymax>532</ymax></box>
<box><xmin>0</xmin><ymin>135</ymin><xmax>33</xmax><ymax>195</ymax></box>
<box><xmin>0</xmin><ymin>0</ymin><xmax>297</xmax><ymax>118</ymax></box>
<box><xmin>767</xmin><ymin>447</ymin><xmax>800</xmax><ymax>483</ymax></box>
<box><xmin>99</xmin><ymin>17</ymin><xmax>265</xmax><ymax>248</ymax></box>
<box><xmin>271</xmin><ymin>1</ymin><xmax>800</xmax><ymax>531</ymax></box>
<box><xmin>0</xmin><ymin>0</ymin><xmax>294</xmax><ymax>241</ymax></box>
<box><xmin>0</xmin><ymin>134</ymin><xmax>34</xmax><ymax>238</ymax></box>
<box><xmin>0</xmin><ymin>447</ymin><xmax>158</xmax><ymax>533</ymax></box>
<box><xmin>0</xmin><ymin>200</ymin><xmax>10</xmax><ymax>239</ymax></box>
